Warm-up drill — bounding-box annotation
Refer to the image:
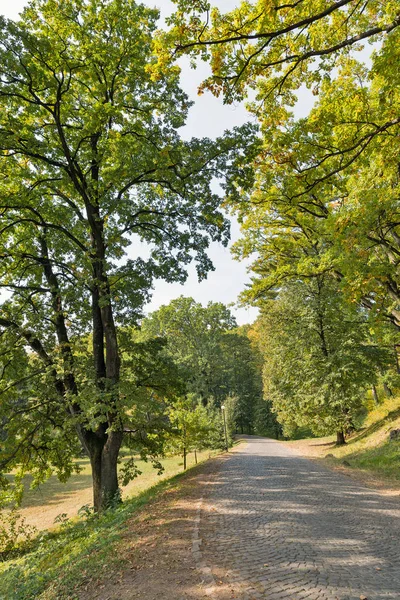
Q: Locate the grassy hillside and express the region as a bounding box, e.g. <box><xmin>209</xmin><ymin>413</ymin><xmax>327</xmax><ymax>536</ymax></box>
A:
<box><xmin>287</xmin><ymin>394</ymin><xmax>400</xmax><ymax>485</ymax></box>
<box><xmin>9</xmin><ymin>450</ymin><xmax>211</xmax><ymax>532</ymax></box>
<box><xmin>0</xmin><ymin>448</ymin><xmax>223</xmax><ymax>600</ymax></box>
<box><xmin>0</xmin><ymin>475</ymin><xmax>179</xmax><ymax>600</ymax></box>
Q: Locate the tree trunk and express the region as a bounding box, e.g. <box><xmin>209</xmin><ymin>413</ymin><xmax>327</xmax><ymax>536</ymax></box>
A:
<box><xmin>88</xmin><ymin>430</ymin><xmax>123</xmax><ymax>511</ymax></box>
<box><xmin>372</xmin><ymin>385</ymin><xmax>379</xmax><ymax>404</ymax></box>
<box><xmin>394</xmin><ymin>344</ymin><xmax>400</xmax><ymax>374</ymax></box>
<box><xmin>383</xmin><ymin>382</ymin><xmax>393</xmax><ymax>397</ymax></box>
<box><xmin>336</xmin><ymin>430</ymin><xmax>346</xmax><ymax>445</ymax></box>
<box><xmin>183</xmin><ymin>447</ymin><xmax>187</xmax><ymax>471</ymax></box>
<box><xmin>89</xmin><ymin>442</ymin><xmax>103</xmax><ymax>512</ymax></box>
<box><xmin>194</xmin><ymin>449</ymin><xmax>197</xmax><ymax>464</ymax></box>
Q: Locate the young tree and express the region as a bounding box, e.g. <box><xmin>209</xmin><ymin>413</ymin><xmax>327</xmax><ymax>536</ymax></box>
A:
<box><xmin>167</xmin><ymin>395</ymin><xmax>211</xmax><ymax>469</ymax></box>
<box><xmin>0</xmin><ymin>0</ymin><xmax>257</xmax><ymax>510</ymax></box>
<box><xmin>257</xmin><ymin>277</ymin><xmax>389</xmax><ymax>444</ymax></box>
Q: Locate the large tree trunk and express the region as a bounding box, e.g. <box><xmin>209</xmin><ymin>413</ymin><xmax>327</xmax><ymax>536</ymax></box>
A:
<box><xmin>89</xmin><ymin>441</ymin><xmax>103</xmax><ymax>512</ymax></box>
<box><xmin>336</xmin><ymin>430</ymin><xmax>346</xmax><ymax>445</ymax></box>
<box><xmin>101</xmin><ymin>431</ymin><xmax>123</xmax><ymax>506</ymax></box>
<box><xmin>85</xmin><ymin>186</ymin><xmax>123</xmax><ymax>511</ymax></box>
<box><xmin>88</xmin><ymin>430</ymin><xmax>123</xmax><ymax>511</ymax></box>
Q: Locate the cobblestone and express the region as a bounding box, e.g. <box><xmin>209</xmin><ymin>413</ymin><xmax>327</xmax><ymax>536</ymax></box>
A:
<box><xmin>197</xmin><ymin>437</ymin><xmax>400</xmax><ymax>600</ymax></box>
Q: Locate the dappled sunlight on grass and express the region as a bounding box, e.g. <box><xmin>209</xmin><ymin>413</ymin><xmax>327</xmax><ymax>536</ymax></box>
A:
<box><xmin>10</xmin><ymin>450</ymin><xmax>215</xmax><ymax>531</ymax></box>
<box><xmin>286</xmin><ymin>394</ymin><xmax>400</xmax><ymax>486</ymax></box>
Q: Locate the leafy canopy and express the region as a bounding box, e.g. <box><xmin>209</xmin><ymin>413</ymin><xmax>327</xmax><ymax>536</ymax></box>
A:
<box><xmin>0</xmin><ymin>0</ymin><xmax>258</xmax><ymax>504</ymax></box>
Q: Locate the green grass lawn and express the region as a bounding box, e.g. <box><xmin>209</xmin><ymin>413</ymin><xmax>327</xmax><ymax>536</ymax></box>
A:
<box><xmin>287</xmin><ymin>394</ymin><xmax>400</xmax><ymax>483</ymax></box>
<box><xmin>9</xmin><ymin>450</ymin><xmax>213</xmax><ymax>531</ymax></box>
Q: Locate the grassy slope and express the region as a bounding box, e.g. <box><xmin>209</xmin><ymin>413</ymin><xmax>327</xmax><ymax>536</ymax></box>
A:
<box><xmin>0</xmin><ymin>450</ymin><xmax>221</xmax><ymax>600</ymax></box>
<box><xmin>287</xmin><ymin>394</ymin><xmax>400</xmax><ymax>485</ymax></box>
<box><xmin>10</xmin><ymin>450</ymin><xmax>211</xmax><ymax>531</ymax></box>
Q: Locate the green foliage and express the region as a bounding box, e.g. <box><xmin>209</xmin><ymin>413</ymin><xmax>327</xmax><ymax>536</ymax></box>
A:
<box><xmin>142</xmin><ymin>297</ymin><xmax>237</xmax><ymax>403</ymax></box>
<box><xmin>253</xmin><ymin>399</ymin><xmax>282</xmax><ymax>439</ymax></box>
<box><xmin>169</xmin><ymin>2</ymin><xmax>400</xmax><ymax>334</ymax></box>
<box><xmin>167</xmin><ymin>394</ymin><xmax>216</xmax><ymax>458</ymax></box>
<box><xmin>208</xmin><ymin>398</ymin><xmax>232</xmax><ymax>450</ymax></box>
<box><xmin>164</xmin><ymin>5</ymin><xmax>400</xmax><ymax>441</ymax></box>
<box><xmin>165</xmin><ymin>1</ymin><xmax>399</xmax><ymax>107</ymax></box>
<box><xmin>257</xmin><ymin>277</ymin><xmax>390</xmax><ymax>439</ymax></box>
<box><xmin>0</xmin><ymin>0</ymin><xmax>258</xmax><ymax>508</ymax></box>
<box><xmin>142</xmin><ymin>297</ymin><xmax>266</xmax><ymax>435</ymax></box>
<box><xmin>0</xmin><ymin>508</ymin><xmax>37</xmax><ymax>559</ymax></box>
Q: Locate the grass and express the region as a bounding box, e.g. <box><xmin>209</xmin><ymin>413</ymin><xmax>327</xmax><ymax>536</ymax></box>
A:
<box><xmin>10</xmin><ymin>450</ymin><xmax>212</xmax><ymax>531</ymax></box>
<box><xmin>287</xmin><ymin>393</ymin><xmax>400</xmax><ymax>483</ymax></box>
<box><xmin>343</xmin><ymin>440</ymin><xmax>400</xmax><ymax>479</ymax></box>
<box><xmin>0</xmin><ymin>450</ymin><xmax>221</xmax><ymax>600</ymax></box>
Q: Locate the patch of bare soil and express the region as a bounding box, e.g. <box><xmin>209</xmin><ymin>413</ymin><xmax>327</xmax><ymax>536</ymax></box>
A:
<box><xmin>77</xmin><ymin>457</ymin><xmax>234</xmax><ymax>600</ymax></box>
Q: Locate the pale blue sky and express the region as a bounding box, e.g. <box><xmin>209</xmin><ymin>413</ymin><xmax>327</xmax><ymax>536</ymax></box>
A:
<box><xmin>0</xmin><ymin>0</ymin><xmax>313</xmax><ymax>324</ymax></box>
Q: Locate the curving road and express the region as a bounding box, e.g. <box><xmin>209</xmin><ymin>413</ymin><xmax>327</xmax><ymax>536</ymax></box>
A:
<box><xmin>197</xmin><ymin>437</ymin><xmax>400</xmax><ymax>600</ymax></box>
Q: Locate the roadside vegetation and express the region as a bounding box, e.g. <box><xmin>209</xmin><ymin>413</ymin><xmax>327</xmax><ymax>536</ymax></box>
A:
<box><xmin>287</xmin><ymin>394</ymin><xmax>400</xmax><ymax>485</ymax></box>
<box><xmin>0</xmin><ymin>458</ymin><xmax>215</xmax><ymax>600</ymax></box>
<box><xmin>9</xmin><ymin>450</ymin><xmax>214</xmax><ymax>532</ymax></box>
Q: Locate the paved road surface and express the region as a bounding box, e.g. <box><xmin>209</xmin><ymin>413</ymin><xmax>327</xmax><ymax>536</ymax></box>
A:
<box><xmin>198</xmin><ymin>437</ymin><xmax>400</xmax><ymax>600</ymax></box>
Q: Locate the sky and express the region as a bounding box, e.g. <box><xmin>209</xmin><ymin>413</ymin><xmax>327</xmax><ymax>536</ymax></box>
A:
<box><xmin>0</xmin><ymin>0</ymin><xmax>314</xmax><ymax>324</ymax></box>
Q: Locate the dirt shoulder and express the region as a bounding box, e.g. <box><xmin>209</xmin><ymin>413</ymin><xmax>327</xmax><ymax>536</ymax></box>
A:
<box><xmin>285</xmin><ymin>437</ymin><xmax>400</xmax><ymax>497</ymax></box>
<box><xmin>78</xmin><ymin>445</ymin><xmax>244</xmax><ymax>600</ymax></box>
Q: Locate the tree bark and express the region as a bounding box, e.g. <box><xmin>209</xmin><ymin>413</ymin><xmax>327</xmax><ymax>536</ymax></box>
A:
<box><xmin>383</xmin><ymin>382</ymin><xmax>393</xmax><ymax>397</ymax></box>
<box><xmin>87</xmin><ymin>429</ymin><xmax>123</xmax><ymax>511</ymax></box>
<box><xmin>84</xmin><ymin>176</ymin><xmax>123</xmax><ymax>510</ymax></box>
<box><xmin>89</xmin><ymin>441</ymin><xmax>103</xmax><ymax>512</ymax></box>
<box><xmin>100</xmin><ymin>431</ymin><xmax>123</xmax><ymax>507</ymax></box>
<box><xmin>336</xmin><ymin>430</ymin><xmax>346</xmax><ymax>445</ymax></box>
<box><xmin>183</xmin><ymin>447</ymin><xmax>187</xmax><ymax>470</ymax></box>
<box><xmin>394</xmin><ymin>344</ymin><xmax>400</xmax><ymax>374</ymax></box>
<box><xmin>194</xmin><ymin>449</ymin><xmax>197</xmax><ymax>464</ymax></box>
<box><xmin>372</xmin><ymin>384</ymin><xmax>379</xmax><ymax>405</ymax></box>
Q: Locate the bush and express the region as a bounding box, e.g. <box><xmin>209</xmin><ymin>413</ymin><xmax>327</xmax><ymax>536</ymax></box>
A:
<box><xmin>0</xmin><ymin>508</ymin><xmax>37</xmax><ymax>559</ymax></box>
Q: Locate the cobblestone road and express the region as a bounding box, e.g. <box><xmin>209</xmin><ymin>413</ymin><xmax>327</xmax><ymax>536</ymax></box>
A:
<box><xmin>197</xmin><ymin>437</ymin><xmax>400</xmax><ymax>600</ymax></box>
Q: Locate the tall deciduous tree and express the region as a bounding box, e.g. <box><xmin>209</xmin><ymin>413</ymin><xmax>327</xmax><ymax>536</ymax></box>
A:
<box><xmin>141</xmin><ymin>297</ymin><xmax>237</xmax><ymax>404</ymax></box>
<box><xmin>257</xmin><ymin>277</ymin><xmax>389</xmax><ymax>443</ymax></box>
<box><xmin>165</xmin><ymin>2</ymin><xmax>400</xmax><ymax>329</ymax></box>
<box><xmin>231</xmin><ymin>53</ymin><xmax>400</xmax><ymax>329</ymax></box>
<box><xmin>0</xmin><ymin>0</ymin><xmax>257</xmax><ymax>510</ymax></box>
<box><xmin>142</xmin><ymin>297</ymin><xmax>265</xmax><ymax>432</ymax></box>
